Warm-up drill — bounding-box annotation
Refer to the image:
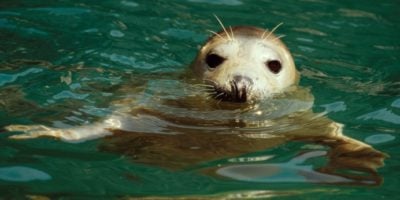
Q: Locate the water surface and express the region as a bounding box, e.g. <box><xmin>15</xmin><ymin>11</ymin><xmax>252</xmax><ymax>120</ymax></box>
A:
<box><xmin>0</xmin><ymin>0</ymin><xmax>399</xmax><ymax>199</ymax></box>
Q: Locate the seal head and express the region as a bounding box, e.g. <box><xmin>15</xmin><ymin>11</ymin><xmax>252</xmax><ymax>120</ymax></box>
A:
<box><xmin>191</xmin><ymin>26</ymin><xmax>299</xmax><ymax>103</ymax></box>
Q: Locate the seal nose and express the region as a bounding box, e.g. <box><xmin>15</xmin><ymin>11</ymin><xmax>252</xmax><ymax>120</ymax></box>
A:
<box><xmin>233</xmin><ymin>75</ymin><xmax>253</xmax><ymax>86</ymax></box>
<box><xmin>231</xmin><ymin>75</ymin><xmax>253</xmax><ymax>102</ymax></box>
<box><xmin>209</xmin><ymin>75</ymin><xmax>254</xmax><ymax>103</ymax></box>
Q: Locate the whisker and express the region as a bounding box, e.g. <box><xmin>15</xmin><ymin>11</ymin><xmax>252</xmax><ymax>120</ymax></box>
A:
<box><xmin>203</xmin><ymin>79</ymin><xmax>218</xmax><ymax>86</ymax></box>
<box><xmin>214</xmin><ymin>92</ymin><xmax>225</xmax><ymax>99</ymax></box>
<box><xmin>261</xmin><ymin>29</ymin><xmax>269</xmax><ymax>39</ymax></box>
<box><xmin>202</xmin><ymin>85</ymin><xmax>216</xmax><ymax>88</ymax></box>
<box><xmin>213</xmin><ymin>14</ymin><xmax>232</xmax><ymax>41</ymax></box>
<box><xmin>272</xmin><ymin>34</ymin><xmax>286</xmax><ymax>42</ymax></box>
<box><xmin>193</xmin><ymin>83</ymin><xmax>213</xmax><ymax>87</ymax></box>
<box><xmin>192</xmin><ymin>84</ymin><xmax>214</xmax><ymax>89</ymax></box>
<box><xmin>229</xmin><ymin>26</ymin><xmax>235</xmax><ymax>41</ymax></box>
<box><xmin>264</xmin><ymin>22</ymin><xmax>284</xmax><ymax>40</ymax></box>
<box><xmin>207</xmin><ymin>29</ymin><xmax>226</xmax><ymax>41</ymax></box>
<box><xmin>202</xmin><ymin>90</ymin><xmax>217</xmax><ymax>94</ymax></box>
<box><xmin>196</xmin><ymin>88</ymin><xmax>215</xmax><ymax>92</ymax></box>
<box><xmin>196</xmin><ymin>88</ymin><xmax>215</xmax><ymax>93</ymax></box>
<box><xmin>199</xmin><ymin>85</ymin><xmax>215</xmax><ymax>89</ymax></box>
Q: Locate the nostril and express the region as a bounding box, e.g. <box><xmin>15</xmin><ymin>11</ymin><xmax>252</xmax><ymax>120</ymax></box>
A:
<box><xmin>230</xmin><ymin>75</ymin><xmax>253</xmax><ymax>102</ymax></box>
<box><xmin>233</xmin><ymin>75</ymin><xmax>253</xmax><ymax>85</ymax></box>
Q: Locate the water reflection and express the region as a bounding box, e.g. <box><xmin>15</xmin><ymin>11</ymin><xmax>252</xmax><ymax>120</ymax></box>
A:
<box><xmin>215</xmin><ymin>151</ymin><xmax>354</xmax><ymax>183</ymax></box>
<box><xmin>213</xmin><ymin>150</ymin><xmax>382</xmax><ymax>185</ymax></box>
<box><xmin>2</xmin><ymin>63</ymin><xmax>384</xmax><ymax>185</ymax></box>
<box><xmin>0</xmin><ymin>0</ymin><xmax>398</xmax><ymax>198</ymax></box>
<box><xmin>0</xmin><ymin>166</ymin><xmax>51</xmax><ymax>182</ymax></box>
<box><xmin>365</xmin><ymin>134</ymin><xmax>395</xmax><ymax>144</ymax></box>
<box><xmin>100</xmin><ymin>80</ymin><xmax>386</xmax><ymax>185</ymax></box>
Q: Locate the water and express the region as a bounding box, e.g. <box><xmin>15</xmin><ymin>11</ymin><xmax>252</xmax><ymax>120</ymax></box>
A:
<box><xmin>1</xmin><ymin>0</ymin><xmax>399</xmax><ymax>199</ymax></box>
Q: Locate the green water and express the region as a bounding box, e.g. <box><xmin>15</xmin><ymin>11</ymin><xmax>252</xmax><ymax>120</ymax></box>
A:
<box><xmin>1</xmin><ymin>0</ymin><xmax>399</xmax><ymax>199</ymax></box>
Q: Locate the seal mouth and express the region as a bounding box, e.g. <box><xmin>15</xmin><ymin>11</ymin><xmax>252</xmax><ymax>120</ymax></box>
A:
<box><xmin>210</xmin><ymin>81</ymin><xmax>248</xmax><ymax>103</ymax></box>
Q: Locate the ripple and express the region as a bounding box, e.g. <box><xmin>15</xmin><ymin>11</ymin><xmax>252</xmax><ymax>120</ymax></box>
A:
<box><xmin>121</xmin><ymin>0</ymin><xmax>139</xmax><ymax>7</ymax></box>
<box><xmin>0</xmin><ymin>166</ymin><xmax>51</xmax><ymax>182</ymax></box>
<box><xmin>0</xmin><ymin>11</ymin><xmax>20</xmax><ymax>16</ymax></box>
<box><xmin>391</xmin><ymin>98</ymin><xmax>400</xmax><ymax>108</ymax></box>
<box><xmin>29</xmin><ymin>7</ymin><xmax>91</xmax><ymax>16</ymax></box>
<box><xmin>296</xmin><ymin>37</ymin><xmax>314</xmax><ymax>43</ymax></box>
<box><xmin>357</xmin><ymin>108</ymin><xmax>400</xmax><ymax>125</ymax></box>
<box><xmin>373</xmin><ymin>45</ymin><xmax>400</xmax><ymax>51</ymax></box>
<box><xmin>228</xmin><ymin>155</ymin><xmax>274</xmax><ymax>163</ymax></box>
<box><xmin>0</xmin><ymin>68</ymin><xmax>43</xmax><ymax>87</ymax></box>
<box><xmin>161</xmin><ymin>28</ymin><xmax>205</xmax><ymax>42</ymax></box>
<box><xmin>338</xmin><ymin>8</ymin><xmax>378</xmax><ymax>20</ymax></box>
<box><xmin>365</xmin><ymin>134</ymin><xmax>395</xmax><ymax>144</ymax></box>
<box><xmin>100</xmin><ymin>53</ymin><xmax>136</xmax><ymax>66</ymax></box>
<box><xmin>292</xmin><ymin>27</ymin><xmax>327</xmax><ymax>36</ymax></box>
<box><xmin>216</xmin><ymin>151</ymin><xmax>353</xmax><ymax>183</ymax></box>
<box><xmin>79</xmin><ymin>105</ymin><xmax>112</xmax><ymax>117</ymax></box>
<box><xmin>110</xmin><ymin>30</ymin><xmax>125</xmax><ymax>38</ymax></box>
<box><xmin>298</xmin><ymin>45</ymin><xmax>316</xmax><ymax>53</ymax></box>
<box><xmin>53</xmin><ymin>90</ymin><xmax>89</xmax><ymax>100</ymax></box>
<box><xmin>0</xmin><ymin>18</ymin><xmax>13</xmax><ymax>29</ymax></box>
<box><xmin>320</xmin><ymin>101</ymin><xmax>347</xmax><ymax>113</ymax></box>
<box><xmin>187</xmin><ymin>0</ymin><xmax>242</xmax><ymax>5</ymax></box>
<box><xmin>100</xmin><ymin>52</ymin><xmax>156</xmax><ymax>69</ymax></box>
<box><xmin>100</xmin><ymin>53</ymin><xmax>136</xmax><ymax>65</ymax></box>
<box><xmin>82</xmin><ymin>28</ymin><xmax>99</xmax><ymax>33</ymax></box>
<box><xmin>0</xmin><ymin>18</ymin><xmax>48</xmax><ymax>37</ymax></box>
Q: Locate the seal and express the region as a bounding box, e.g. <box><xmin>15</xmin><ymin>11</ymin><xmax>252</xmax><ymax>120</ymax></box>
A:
<box><xmin>4</xmin><ymin>19</ymin><xmax>386</xmax><ymax>180</ymax></box>
<box><xmin>191</xmin><ymin>24</ymin><xmax>299</xmax><ymax>102</ymax></box>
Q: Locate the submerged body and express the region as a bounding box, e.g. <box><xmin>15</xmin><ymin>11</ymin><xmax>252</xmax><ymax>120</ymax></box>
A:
<box><xmin>5</xmin><ymin>24</ymin><xmax>385</xmax><ymax>184</ymax></box>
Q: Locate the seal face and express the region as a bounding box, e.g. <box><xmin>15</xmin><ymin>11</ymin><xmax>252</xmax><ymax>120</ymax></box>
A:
<box><xmin>191</xmin><ymin>26</ymin><xmax>299</xmax><ymax>103</ymax></box>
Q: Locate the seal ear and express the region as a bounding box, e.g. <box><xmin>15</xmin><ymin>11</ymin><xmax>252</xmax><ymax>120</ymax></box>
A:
<box><xmin>205</xmin><ymin>53</ymin><xmax>225</xmax><ymax>69</ymax></box>
<box><xmin>265</xmin><ymin>60</ymin><xmax>282</xmax><ymax>74</ymax></box>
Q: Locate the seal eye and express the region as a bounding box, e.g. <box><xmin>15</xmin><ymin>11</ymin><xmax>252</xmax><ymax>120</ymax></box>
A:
<box><xmin>206</xmin><ymin>53</ymin><xmax>225</xmax><ymax>69</ymax></box>
<box><xmin>266</xmin><ymin>60</ymin><xmax>282</xmax><ymax>74</ymax></box>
